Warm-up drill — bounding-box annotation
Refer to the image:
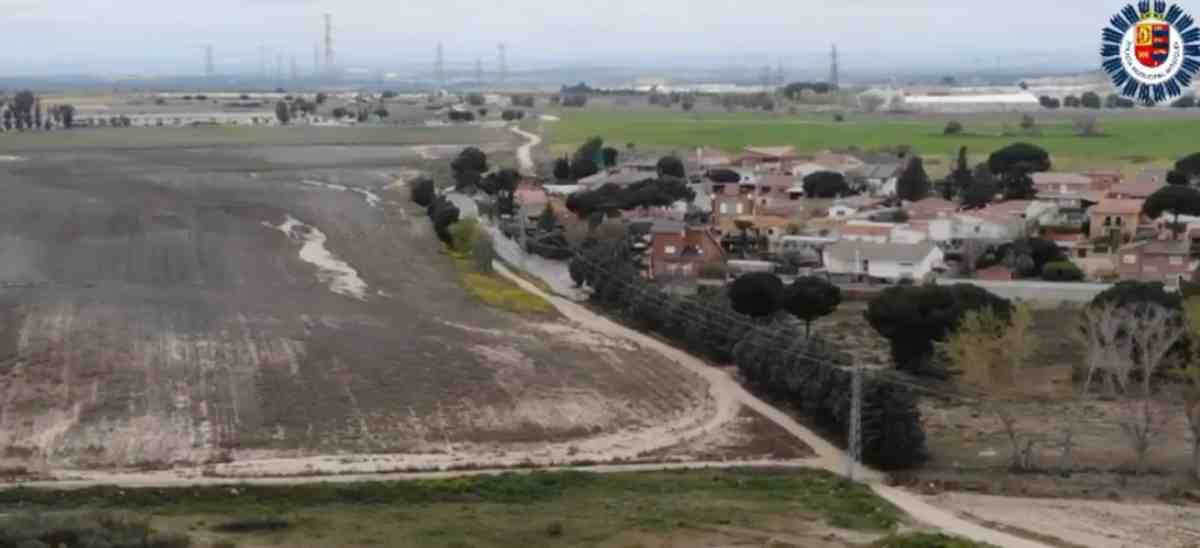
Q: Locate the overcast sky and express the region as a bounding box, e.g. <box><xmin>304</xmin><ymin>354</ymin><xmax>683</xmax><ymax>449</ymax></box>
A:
<box><xmin>0</xmin><ymin>0</ymin><xmax>1142</xmax><ymax>75</ymax></box>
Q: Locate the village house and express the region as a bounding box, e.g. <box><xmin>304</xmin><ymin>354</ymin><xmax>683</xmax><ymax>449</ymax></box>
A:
<box><xmin>1032</xmin><ymin>172</ymin><xmax>1092</xmax><ymax>198</ymax></box>
<box><xmin>693</xmin><ymin>146</ymin><xmax>733</xmax><ymax>168</ymax></box>
<box><xmin>644</xmin><ymin>220</ymin><xmax>726</xmax><ymax>280</ymax></box>
<box><xmin>823</xmin><ymin>240</ymin><xmax>944</xmax><ymax>283</ymax></box>
<box><xmin>838</xmin><ymin>221</ymin><xmax>895</xmax><ymax>244</ymax></box>
<box><xmin>1082</xmin><ymin>169</ymin><xmax>1122</xmax><ymax>192</ymax></box>
<box><xmin>1106</xmin><ymin>180</ymin><xmax>1163</xmax><ymax>200</ymax></box>
<box><xmin>576</xmin><ymin>170</ymin><xmax>657</xmax><ymax>191</ymax></box>
<box><xmin>1116</xmin><ymin>240</ymin><xmax>1198</xmax><ymax>287</ymax></box>
<box><xmin>1089</xmin><ymin>198</ymin><xmax>1145</xmax><ymax>242</ymax></box>
<box><xmin>736</xmin><ymin>146</ymin><xmax>800</xmax><ymax>171</ymax></box>
<box><xmin>812</xmin><ymin>151</ymin><xmax>866</xmax><ymax>173</ymax></box>
<box><xmin>754</xmin><ymin>173</ymin><xmax>802</xmax><ymax>207</ymax></box>
<box><xmin>906</xmin><ymin>197</ymin><xmax>958</xmax><ymax>220</ymax></box>
<box><xmin>927</xmin><ymin>212</ymin><xmax>1021</xmax><ymax>253</ymax></box>
<box><xmin>850</xmin><ymin>162</ymin><xmax>904</xmax><ymax>196</ymax></box>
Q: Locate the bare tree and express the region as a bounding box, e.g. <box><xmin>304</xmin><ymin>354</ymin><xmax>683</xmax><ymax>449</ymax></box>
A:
<box><xmin>1181</xmin><ymin>298</ymin><xmax>1200</xmax><ymax>480</ymax></box>
<box><xmin>940</xmin><ymin>303</ymin><xmax>1040</xmax><ymax>470</ymax></box>
<box><xmin>1096</xmin><ymin>303</ymin><xmax>1184</xmax><ymax>474</ymax></box>
<box><xmin>1079</xmin><ymin>303</ymin><xmax>1134</xmax><ymax>394</ymax></box>
<box><xmin>1119</xmin><ymin>396</ymin><xmax>1172</xmax><ymax>475</ymax></box>
<box><xmin>1128</xmin><ymin>304</ymin><xmax>1185</xmax><ymax>395</ymax></box>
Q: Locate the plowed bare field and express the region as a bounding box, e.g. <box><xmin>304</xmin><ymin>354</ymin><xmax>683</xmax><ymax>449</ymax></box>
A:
<box><xmin>0</xmin><ymin>130</ymin><xmax>741</xmax><ymax>476</ymax></box>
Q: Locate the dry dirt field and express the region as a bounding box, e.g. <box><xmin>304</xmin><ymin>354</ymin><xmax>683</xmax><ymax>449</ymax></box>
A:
<box><xmin>0</xmin><ymin>126</ymin><xmax>791</xmax><ymax>479</ymax></box>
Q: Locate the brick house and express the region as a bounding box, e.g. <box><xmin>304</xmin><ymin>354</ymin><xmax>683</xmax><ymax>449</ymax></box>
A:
<box><xmin>646</xmin><ymin>221</ymin><xmax>726</xmax><ymax>279</ymax></box>
<box><xmin>1116</xmin><ymin>240</ymin><xmax>1198</xmax><ymax>286</ymax></box>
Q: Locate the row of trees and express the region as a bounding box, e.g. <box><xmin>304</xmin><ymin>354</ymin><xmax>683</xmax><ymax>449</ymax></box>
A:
<box><xmin>570</xmin><ymin>239</ymin><xmax>927</xmax><ymax>469</ymax></box>
<box><xmin>0</xmin><ymin>91</ymin><xmax>78</xmax><ymax>131</ymax></box>
<box><xmin>1039</xmin><ymin>92</ymin><xmax>1135</xmax><ymax>110</ymax></box>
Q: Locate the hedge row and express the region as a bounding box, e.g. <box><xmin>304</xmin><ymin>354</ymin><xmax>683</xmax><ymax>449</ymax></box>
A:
<box><xmin>577</xmin><ymin>241</ymin><xmax>927</xmax><ymax>469</ymax></box>
<box><xmin>734</xmin><ymin>329</ymin><xmax>927</xmax><ymax>469</ymax></box>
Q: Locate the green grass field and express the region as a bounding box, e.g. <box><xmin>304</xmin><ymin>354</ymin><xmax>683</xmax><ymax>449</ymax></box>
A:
<box><xmin>0</xmin><ymin>469</ymin><xmax>959</xmax><ymax>548</ymax></box>
<box><xmin>0</xmin><ymin>125</ymin><xmax>512</xmax><ymax>151</ymax></box>
<box><xmin>545</xmin><ymin>108</ymin><xmax>1200</xmax><ymax>176</ymax></box>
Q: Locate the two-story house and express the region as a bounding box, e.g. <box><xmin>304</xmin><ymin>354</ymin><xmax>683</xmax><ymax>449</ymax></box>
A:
<box><xmin>646</xmin><ymin>220</ymin><xmax>726</xmax><ymax>280</ymax></box>
<box><xmin>1116</xmin><ymin>240</ymin><xmax>1198</xmax><ymax>287</ymax></box>
<box><xmin>1089</xmin><ymin>199</ymin><xmax>1145</xmax><ymax>242</ymax></box>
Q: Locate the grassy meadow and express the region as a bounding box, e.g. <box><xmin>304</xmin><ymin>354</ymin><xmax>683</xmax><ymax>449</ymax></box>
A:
<box><xmin>0</xmin><ymin>469</ymin><xmax>977</xmax><ymax>548</ymax></box>
<box><xmin>544</xmin><ymin>107</ymin><xmax>1200</xmax><ymax>177</ymax></box>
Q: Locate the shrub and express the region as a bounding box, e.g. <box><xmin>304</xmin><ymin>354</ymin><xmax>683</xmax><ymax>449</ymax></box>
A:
<box><xmin>450</xmin><ymin>217</ymin><xmax>481</xmax><ymax>253</ymax></box>
<box><xmin>409</xmin><ymin>177</ymin><xmax>435</xmax><ymax>207</ymax></box>
<box><xmin>1041</xmin><ymin>260</ymin><xmax>1084</xmax><ymax>282</ymax></box>
<box><xmin>212</xmin><ymin>517</ymin><xmax>290</xmax><ymax>533</ymax></box>
<box><xmin>472</xmin><ymin>230</ymin><xmax>496</xmax><ymax>273</ymax></box>
<box><xmin>943</xmin><ymin>120</ymin><xmax>963</xmax><ymax>135</ymax></box>
<box><xmin>545</xmin><ymin>522</ymin><xmax>564</xmax><ymax>537</ymax></box>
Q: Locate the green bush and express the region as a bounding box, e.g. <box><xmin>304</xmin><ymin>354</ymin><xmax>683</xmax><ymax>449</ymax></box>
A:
<box><xmin>0</xmin><ymin>512</ymin><xmax>191</xmax><ymax>548</ymax></box>
<box><xmin>472</xmin><ymin>231</ymin><xmax>495</xmax><ymax>273</ymax></box>
<box><xmin>1041</xmin><ymin>260</ymin><xmax>1084</xmax><ymax>282</ymax></box>
<box><xmin>450</xmin><ymin>217</ymin><xmax>480</xmax><ymax>253</ymax></box>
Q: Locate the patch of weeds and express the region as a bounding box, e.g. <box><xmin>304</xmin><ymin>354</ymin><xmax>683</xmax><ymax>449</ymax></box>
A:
<box><xmin>0</xmin><ymin>511</ymin><xmax>192</xmax><ymax>548</ymax></box>
<box><xmin>545</xmin><ymin>521</ymin><xmax>564</xmax><ymax>537</ymax></box>
<box><xmin>445</xmin><ymin>220</ymin><xmax>554</xmax><ymax>316</ymax></box>
<box><xmin>211</xmin><ymin>517</ymin><xmax>290</xmax><ymax>533</ymax></box>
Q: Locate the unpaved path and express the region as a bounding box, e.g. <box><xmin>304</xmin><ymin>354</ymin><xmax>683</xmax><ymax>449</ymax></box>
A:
<box><xmin>511</xmin><ymin>126</ymin><xmax>540</xmax><ymax>175</ymax></box>
<box><xmin>494</xmin><ymin>262</ymin><xmax>1053</xmax><ymax>548</ymax></box>
<box><xmin>923</xmin><ymin>491</ymin><xmax>1200</xmax><ymax>548</ymax></box>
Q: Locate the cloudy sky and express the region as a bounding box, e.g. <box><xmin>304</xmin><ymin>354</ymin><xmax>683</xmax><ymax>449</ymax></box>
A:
<box><xmin>0</xmin><ymin>0</ymin><xmax>1145</xmax><ymax>75</ymax></box>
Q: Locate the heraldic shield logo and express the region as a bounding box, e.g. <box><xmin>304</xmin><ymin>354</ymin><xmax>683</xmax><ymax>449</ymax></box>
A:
<box><xmin>1102</xmin><ymin>0</ymin><xmax>1200</xmax><ymax>104</ymax></box>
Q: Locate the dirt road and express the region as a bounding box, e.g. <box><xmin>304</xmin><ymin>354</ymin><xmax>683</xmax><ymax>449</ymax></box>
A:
<box><xmin>511</xmin><ymin>126</ymin><xmax>540</xmax><ymax>175</ymax></box>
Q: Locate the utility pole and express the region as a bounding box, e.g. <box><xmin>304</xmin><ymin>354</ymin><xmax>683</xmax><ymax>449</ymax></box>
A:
<box><xmin>324</xmin><ymin>13</ymin><xmax>335</xmax><ymax>80</ymax></box>
<box><xmin>760</xmin><ymin>65</ymin><xmax>772</xmax><ymax>93</ymax></box>
<box><xmin>290</xmin><ymin>55</ymin><xmax>298</xmax><ymax>82</ymax></box>
<box><xmin>830</xmin><ymin>43</ymin><xmax>840</xmax><ymax>89</ymax></box>
<box><xmin>434</xmin><ymin>42</ymin><xmax>445</xmax><ymax>89</ymax></box>
<box><xmin>276</xmin><ymin>52</ymin><xmax>284</xmax><ymax>85</ymax></box>
<box><xmin>846</xmin><ymin>363</ymin><xmax>863</xmax><ymax>480</ymax></box>
<box><xmin>775</xmin><ymin>60</ymin><xmax>784</xmax><ymax>86</ymax></box>
<box><xmin>475</xmin><ymin>58</ymin><xmax>483</xmax><ymax>85</ymax></box>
